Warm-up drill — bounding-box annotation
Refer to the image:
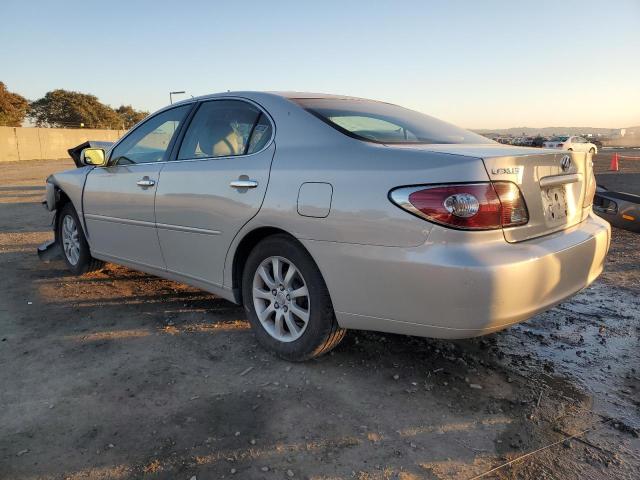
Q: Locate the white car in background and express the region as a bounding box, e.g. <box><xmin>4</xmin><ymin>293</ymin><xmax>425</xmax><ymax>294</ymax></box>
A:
<box><xmin>543</xmin><ymin>136</ymin><xmax>598</xmax><ymax>154</ymax></box>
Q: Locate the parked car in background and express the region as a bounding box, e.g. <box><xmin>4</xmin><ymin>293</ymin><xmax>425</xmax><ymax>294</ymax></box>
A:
<box><xmin>543</xmin><ymin>136</ymin><xmax>598</xmax><ymax>154</ymax></box>
<box><xmin>590</xmin><ymin>138</ymin><xmax>604</xmax><ymax>150</ymax></box>
<box><xmin>40</xmin><ymin>92</ymin><xmax>610</xmax><ymax>360</ymax></box>
<box><xmin>531</xmin><ymin>135</ymin><xmax>546</xmax><ymax>148</ymax></box>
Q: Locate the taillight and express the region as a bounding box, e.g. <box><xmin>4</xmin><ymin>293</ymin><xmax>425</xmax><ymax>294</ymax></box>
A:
<box><xmin>557</xmin><ymin>143</ymin><xmax>564</xmax><ymax>148</ymax></box>
<box><xmin>389</xmin><ymin>182</ymin><xmax>529</xmax><ymax>230</ymax></box>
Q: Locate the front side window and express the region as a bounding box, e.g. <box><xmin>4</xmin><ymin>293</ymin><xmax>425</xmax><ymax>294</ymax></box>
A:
<box><xmin>292</xmin><ymin>98</ymin><xmax>493</xmax><ymax>145</ymax></box>
<box><xmin>110</xmin><ymin>105</ymin><xmax>191</xmax><ymax>165</ymax></box>
<box><xmin>178</xmin><ymin>100</ymin><xmax>272</xmax><ymax>160</ymax></box>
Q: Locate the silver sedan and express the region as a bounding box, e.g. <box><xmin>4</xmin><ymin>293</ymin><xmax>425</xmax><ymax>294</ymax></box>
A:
<box><xmin>42</xmin><ymin>92</ymin><xmax>610</xmax><ymax>360</ymax></box>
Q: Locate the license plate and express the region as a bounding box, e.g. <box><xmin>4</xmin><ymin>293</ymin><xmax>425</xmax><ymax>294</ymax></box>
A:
<box><xmin>542</xmin><ymin>186</ymin><xmax>568</xmax><ymax>222</ymax></box>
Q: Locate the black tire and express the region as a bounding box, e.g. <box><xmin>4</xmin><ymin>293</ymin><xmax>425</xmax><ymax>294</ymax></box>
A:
<box><xmin>57</xmin><ymin>202</ymin><xmax>103</xmax><ymax>275</ymax></box>
<box><xmin>589</xmin><ymin>148</ymin><xmax>596</xmax><ymax>155</ymax></box>
<box><xmin>242</xmin><ymin>234</ymin><xmax>346</xmax><ymax>361</ymax></box>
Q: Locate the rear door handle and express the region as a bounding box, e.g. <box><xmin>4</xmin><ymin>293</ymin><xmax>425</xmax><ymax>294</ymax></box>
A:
<box><xmin>136</xmin><ymin>177</ymin><xmax>156</xmax><ymax>188</ymax></box>
<box><xmin>230</xmin><ymin>180</ymin><xmax>258</xmax><ymax>189</ymax></box>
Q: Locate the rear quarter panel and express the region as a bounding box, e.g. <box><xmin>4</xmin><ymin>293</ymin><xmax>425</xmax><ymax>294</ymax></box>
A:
<box><xmin>254</xmin><ymin>144</ymin><xmax>492</xmax><ymax>247</ymax></box>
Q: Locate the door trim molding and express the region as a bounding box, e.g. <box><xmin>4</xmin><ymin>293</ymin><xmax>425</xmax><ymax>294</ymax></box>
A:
<box><xmin>86</xmin><ymin>213</ymin><xmax>222</xmax><ymax>235</ymax></box>
<box><xmin>156</xmin><ymin>222</ymin><xmax>221</xmax><ymax>236</ymax></box>
<box><xmin>84</xmin><ymin>213</ymin><xmax>155</xmax><ymax>228</ymax></box>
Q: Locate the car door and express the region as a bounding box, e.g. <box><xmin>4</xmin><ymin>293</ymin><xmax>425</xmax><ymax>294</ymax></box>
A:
<box><xmin>155</xmin><ymin>99</ymin><xmax>275</xmax><ymax>287</ymax></box>
<box><xmin>83</xmin><ymin>104</ymin><xmax>192</xmax><ymax>269</ymax></box>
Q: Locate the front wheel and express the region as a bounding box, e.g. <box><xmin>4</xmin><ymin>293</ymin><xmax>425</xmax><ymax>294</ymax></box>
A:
<box><xmin>58</xmin><ymin>203</ymin><xmax>103</xmax><ymax>275</ymax></box>
<box><xmin>242</xmin><ymin>234</ymin><xmax>346</xmax><ymax>361</ymax></box>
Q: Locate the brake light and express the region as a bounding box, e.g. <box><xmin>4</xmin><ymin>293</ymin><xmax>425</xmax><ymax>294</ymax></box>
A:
<box><xmin>557</xmin><ymin>143</ymin><xmax>564</xmax><ymax>148</ymax></box>
<box><xmin>390</xmin><ymin>182</ymin><xmax>529</xmax><ymax>230</ymax></box>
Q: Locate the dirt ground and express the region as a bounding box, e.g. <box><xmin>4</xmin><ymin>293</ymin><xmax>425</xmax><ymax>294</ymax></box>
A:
<box><xmin>0</xmin><ymin>154</ymin><xmax>639</xmax><ymax>480</ymax></box>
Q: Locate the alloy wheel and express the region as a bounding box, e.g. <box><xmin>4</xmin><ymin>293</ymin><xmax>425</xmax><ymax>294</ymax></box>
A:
<box><xmin>61</xmin><ymin>214</ymin><xmax>80</xmax><ymax>266</ymax></box>
<box><xmin>252</xmin><ymin>256</ymin><xmax>310</xmax><ymax>342</ymax></box>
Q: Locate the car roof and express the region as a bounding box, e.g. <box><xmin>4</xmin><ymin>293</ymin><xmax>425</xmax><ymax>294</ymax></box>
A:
<box><xmin>174</xmin><ymin>91</ymin><xmax>377</xmax><ymax>105</ymax></box>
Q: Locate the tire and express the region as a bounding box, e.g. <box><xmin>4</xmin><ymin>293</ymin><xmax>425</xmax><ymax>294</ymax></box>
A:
<box><xmin>57</xmin><ymin>202</ymin><xmax>103</xmax><ymax>275</ymax></box>
<box><xmin>242</xmin><ymin>234</ymin><xmax>346</xmax><ymax>361</ymax></box>
<box><xmin>589</xmin><ymin>148</ymin><xmax>596</xmax><ymax>155</ymax></box>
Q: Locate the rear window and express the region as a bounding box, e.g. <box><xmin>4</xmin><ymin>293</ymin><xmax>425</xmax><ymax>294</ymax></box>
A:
<box><xmin>292</xmin><ymin>98</ymin><xmax>493</xmax><ymax>145</ymax></box>
<box><xmin>551</xmin><ymin>136</ymin><xmax>569</xmax><ymax>142</ymax></box>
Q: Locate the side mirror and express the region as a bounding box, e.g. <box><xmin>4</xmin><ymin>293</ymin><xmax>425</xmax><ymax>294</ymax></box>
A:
<box><xmin>80</xmin><ymin>148</ymin><xmax>107</xmax><ymax>166</ymax></box>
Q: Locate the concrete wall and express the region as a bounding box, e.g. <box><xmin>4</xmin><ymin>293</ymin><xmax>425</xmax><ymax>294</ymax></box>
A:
<box><xmin>0</xmin><ymin>127</ymin><xmax>124</xmax><ymax>162</ymax></box>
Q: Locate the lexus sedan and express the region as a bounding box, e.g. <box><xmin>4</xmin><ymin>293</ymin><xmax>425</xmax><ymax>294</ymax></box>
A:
<box><xmin>41</xmin><ymin>92</ymin><xmax>610</xmax><ymax>360</ymax></box>
<box><xmin>543</xmin><ymin>135</ymin><xmax>598</xmax><ymax>154</ymax></box>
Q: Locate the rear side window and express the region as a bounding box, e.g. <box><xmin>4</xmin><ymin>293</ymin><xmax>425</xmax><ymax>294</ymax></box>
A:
<box><xmin>178</xmin><ymin>100</ymin><xmax>272</xmax><ymax>160</ymax></box>
<box><xmin>247</xmin><ymin>114</ymin><xmax>273</xmax><ymax>154</ymax></box>
<box><xmin>292</xmin><ymin>98</ymin><xmax>493</xmax><ymax>145</ymax></box>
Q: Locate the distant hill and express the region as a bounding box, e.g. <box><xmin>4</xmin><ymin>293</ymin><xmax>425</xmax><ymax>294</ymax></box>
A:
<box><xmin>473</xmin><ymin>126</ymin><xmax>622</xmax><ymax>137</ymax></box>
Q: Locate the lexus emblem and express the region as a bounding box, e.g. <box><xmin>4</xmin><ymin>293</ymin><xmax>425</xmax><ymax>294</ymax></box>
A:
<box><xmin>561</xmin><ymin>155</ymin><xmax>571</xmax><ymax>172</ymax></box>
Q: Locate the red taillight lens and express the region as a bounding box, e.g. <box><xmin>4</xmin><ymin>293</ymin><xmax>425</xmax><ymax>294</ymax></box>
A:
<box><xmin>390</xmin><ymin>182</ymin><xmax>529</xmax><ymax>230</ymax></box>
<box><xmin>557</xmin><ymin>143</ymin><xmax>564</xmax><ymax>148</ymax></box>
<box><xmin>493</xmin><ymin>182</ymin><xmax>530</xmax><ymax>226</ymax></box>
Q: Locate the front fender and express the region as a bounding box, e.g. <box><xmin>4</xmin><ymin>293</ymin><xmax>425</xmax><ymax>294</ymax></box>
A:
<box><xmin>43</xmin><ymin>178</ymin><xmax>56</xmax><ymax>211</ymax></box>
<box><xmin>44</xmin><ymin>166</ymin><xmax>92</xmax><ymax>214</ymax></box>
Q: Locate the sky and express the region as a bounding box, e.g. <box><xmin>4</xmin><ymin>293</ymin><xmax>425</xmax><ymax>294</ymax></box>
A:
<box><xmin>1</xmin><ymin>0</ymin><xmax>639</xmax><ymax>129</ymax></box>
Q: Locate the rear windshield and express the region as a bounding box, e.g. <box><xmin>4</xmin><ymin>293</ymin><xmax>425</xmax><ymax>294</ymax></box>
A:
<box><xmin>292</xmin><ymin>98</ymin><xmax>493</xmax><ymax>145</ymax></box>
<box><xmin>551</xmin><ymin>136</ymin><xmax>569</xmax><ymax>142</ymax></box>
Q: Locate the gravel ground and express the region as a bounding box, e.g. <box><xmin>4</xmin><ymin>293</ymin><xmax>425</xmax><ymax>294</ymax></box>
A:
<box><xmin>0</xmin><ymin>158</ymin><xmax>638</xmax><ymax>480</ymax></box>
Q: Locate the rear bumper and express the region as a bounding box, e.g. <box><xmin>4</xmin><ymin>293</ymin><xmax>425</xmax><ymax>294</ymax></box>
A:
<box><xmin>304</xmin><ymin>212</ymin><xmax>611</xmax><ymax>338</ymax></box>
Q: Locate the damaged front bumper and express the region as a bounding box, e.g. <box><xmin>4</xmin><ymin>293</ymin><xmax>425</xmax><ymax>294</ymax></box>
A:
<box><xmin>37</xmin><ymin>239</ymin><xmax>61</xmax><ymax>261</ymax></box>
<box><xmin>37</xmin><ymin>181</ymin><xmax>61</xmax><ymax>261</ymax></box>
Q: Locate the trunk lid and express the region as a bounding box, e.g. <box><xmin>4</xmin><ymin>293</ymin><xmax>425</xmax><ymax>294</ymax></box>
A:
<box><xmin>399</xmin><ymin>144</ymin><xmax>590</xmax><ymax>242</ymax></box>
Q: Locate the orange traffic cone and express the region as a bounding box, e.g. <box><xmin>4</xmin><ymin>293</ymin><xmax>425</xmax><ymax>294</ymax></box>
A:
<box><xmin>609</xmin><ymin>153</ymin><xmax>619</xmax><ymax>171</ymax></box>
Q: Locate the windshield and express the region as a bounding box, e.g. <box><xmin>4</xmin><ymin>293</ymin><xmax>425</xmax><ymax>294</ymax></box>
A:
<box><xmin>551</xmin><ymin>136</ymin><xmax>569</xmax><ymax>142</ymax></box>
<box><xmin>292</xmin><ymin>98</ymin><xmax>494</xmax><ymax>145</ymax></box>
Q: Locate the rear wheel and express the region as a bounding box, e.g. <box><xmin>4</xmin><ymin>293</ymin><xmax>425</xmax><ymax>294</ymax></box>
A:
<box><xmin>58</xmin><ymin>203</ymin><xmax>103</xmax><ymax>275</ymax></box>
<box><xmin>242</xmin><ymin>234</ymin><xmax>345</xmax><ymax>361</ymax></box>
<box><xmin>589</xmin><ymin>147</ymin><xmax>596</xmax><ymax>155</ymax></box>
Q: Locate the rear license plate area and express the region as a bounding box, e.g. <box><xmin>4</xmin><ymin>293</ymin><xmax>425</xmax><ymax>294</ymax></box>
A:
<box><xmin>542</xmin><ymin>186</ymin><xmax>568</xmax><ymax>222</ymax></box>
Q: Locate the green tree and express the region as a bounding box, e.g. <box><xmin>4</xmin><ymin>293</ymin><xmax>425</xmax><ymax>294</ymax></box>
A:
<box><xmin>0</xmin><ymin>82</ymin><xmax>29</xmax><ymax>126</ymax></box>
<box><xmin>116</xmin><ymin>105</ymin><xmax>149</xmax><ymax>129</ymax></box>
<box><xmin>29</xmin><ymin>89</ymin><xmax>122</xmax><ymax>129</ymax></box>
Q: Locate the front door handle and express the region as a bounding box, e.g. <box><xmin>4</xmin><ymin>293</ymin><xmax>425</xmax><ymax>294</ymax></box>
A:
<box><xmin>136</xmin><ymin>177</ymin><xmax>155</xmax><ymax>188</ymax></box>
<box><xmin>230</xmin><ymin>179</ymin><xmax>258</xmax><ymax>189</ymax></box>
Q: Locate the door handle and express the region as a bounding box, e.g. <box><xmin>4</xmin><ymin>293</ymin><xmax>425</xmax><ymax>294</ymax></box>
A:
<box><xmin>136</xmin><ymin>177</ymin><xmax>155</xmax><ymax>188</ymax></box>
<box><xmin>230</xmin><ymin>179</ymin><xmax>258</xmax><ymax>189</ymax></box>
